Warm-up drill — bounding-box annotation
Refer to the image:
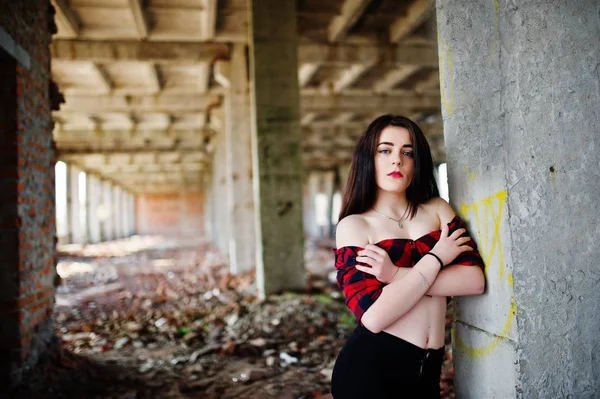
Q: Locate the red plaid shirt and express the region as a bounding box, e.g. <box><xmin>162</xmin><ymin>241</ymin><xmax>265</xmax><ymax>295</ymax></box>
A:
<box><xmin>334</xmin><ymin>215</ymin><xmax>484</xmax><ymax>323</ymax></box>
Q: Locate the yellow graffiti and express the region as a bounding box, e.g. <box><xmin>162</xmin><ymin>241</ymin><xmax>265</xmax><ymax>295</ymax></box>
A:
<box><xmin>459</xmin><ymin>190</ymin><xmax>508</xmax><ymax>281</ymax></box>
<box><xmin>453</xmin><ymin>298</ymin><xmax>517</xmax><ymax>358</ymax></box>
<box><xmin>465</xmin><ymin>168</ymin><xmax>480</xmax><ymax>184</ymax></box>
<box><xmin>454</xmin><ymin>190</ymin><xmax>516</xmax><ymax>358</ymax></box>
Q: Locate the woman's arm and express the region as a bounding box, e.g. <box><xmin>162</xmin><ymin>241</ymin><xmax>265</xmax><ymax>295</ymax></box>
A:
<box><xmin>426</xmin><ymin>264</ymin><xmax>485</xmax><ymax>296</ymax></box>
<box><xmin>360</xmin><ymin>253</ymin><xmax>442</xmax><ymax>333</ymax></box>
<box><xmin>360</xmin><ymin>220</ymin><xmax>471</xmax><ymax>333</ymax></box>
<box><xmin>426</xmin><ymin>198</ymin><xmax>486</xmax><ymax>297</ymax></box>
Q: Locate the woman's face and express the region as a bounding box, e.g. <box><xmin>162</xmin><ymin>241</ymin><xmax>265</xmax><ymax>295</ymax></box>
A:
<box><xmin>374</xmin><ymin>125</ymin><xmax>414</xmax><ymax>194</ymax></box>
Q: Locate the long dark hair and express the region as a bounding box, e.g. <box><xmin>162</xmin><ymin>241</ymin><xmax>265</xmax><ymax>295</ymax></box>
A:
<box><xmin>338</xmin><ymin>114</ymin><xmax>439</xmax><ymax>221</ymax></box>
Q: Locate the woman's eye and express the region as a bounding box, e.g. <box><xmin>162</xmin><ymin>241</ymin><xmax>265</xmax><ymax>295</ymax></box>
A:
<box><xmin>378</xmin><ymin>149</ymin><xmax>391</xmax><ymax>154</ymax></box>
<box><xmin>403</xmin><ymin>151</ymin><xmax>414</xmax><ymax>158</ymax></box>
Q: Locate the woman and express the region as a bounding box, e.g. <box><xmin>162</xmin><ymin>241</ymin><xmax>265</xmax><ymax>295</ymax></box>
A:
<box><xmin>330</xmin><ymin>115</ymin><xmax>485</xmax><ymax>398</ymax></box>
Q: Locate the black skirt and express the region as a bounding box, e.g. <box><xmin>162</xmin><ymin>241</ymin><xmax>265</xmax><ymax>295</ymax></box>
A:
<box><xmin>331</xmin><ymin>325</ymin><xmax>444</xmax><ymax>399</ymax></box>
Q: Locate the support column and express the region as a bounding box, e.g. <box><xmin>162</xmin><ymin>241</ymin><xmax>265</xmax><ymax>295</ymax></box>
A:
<box><xmin>112</xmin><ymin>185</ymin><xmax>121</xmax><ymax>239</ymax></box>
<box><xmin>86</xmin><ymin>174</ymin><xmax>101</xmax><ymax>244</ymax></box>
<box><xmin>203</xmin><ymin>171</ymin><xmax>214</xmax><ymax>241</ymax></box>
<box><xmin>320</xmin><ymin>170</ymin><xmax>335</xmax><ymax>238</ymax></box>
<box><xmin>211</xmin><ymin>131</ymin><xmax>229</xmax><ymax>254</ymax></box>
<box><xmin>303</xmin><ymin>171</ymin><xmax>319</xmax><ymax>238</ymax></box>
<box><xmin>67</xmin><ymin>164</ymin><xmax>84</xmax><ymax>244</ymax></box>
<box><xmin>224</xmin><ymin>44</ymin><xmax>256</xmax><ymax>274</ymax></box>
<box><xmin>248</xmin><ymin>0</ymin><xmax>306</xmax><ymax>295</ymax></box>
<box><xmin>437</xmin><ymin>1</ymin><xmax>600</xmax><ymax>398</ymax></box>
<box><xmin>101</xmin><ymin>180</ymin><xmax>114</xmax><ymax>241</ymax></box>
<box><xmin>128</xmin><ymin>192</ymin><xmax>136</xmax><ymax>235</ymax></box>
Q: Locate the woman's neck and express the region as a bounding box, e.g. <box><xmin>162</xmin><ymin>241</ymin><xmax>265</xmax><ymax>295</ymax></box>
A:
<box><xmin>372</xmin><ymin>191</ymin><xmax>409</xmax><ymax>219</ymax></box>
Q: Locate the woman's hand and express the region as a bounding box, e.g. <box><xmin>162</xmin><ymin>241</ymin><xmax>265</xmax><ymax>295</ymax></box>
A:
<box><xmin>430</xmin><ymin>224</ymin><xmax>473</xmax><ymax>266</ymax></box>
<box><xmin>355</xmin><ymin>244</ymin><xmax>398</xmax><ymax>284</ymax></box>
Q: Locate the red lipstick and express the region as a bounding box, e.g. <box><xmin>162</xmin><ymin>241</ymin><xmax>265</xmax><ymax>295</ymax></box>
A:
<box><xmin>387</xmin><ymin>171</ymin><xmax>403</xmax><ymax>178</ymax></box>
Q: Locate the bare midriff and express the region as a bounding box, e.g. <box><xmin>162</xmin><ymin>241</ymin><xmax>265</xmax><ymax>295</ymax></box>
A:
<box><xmin>383</xmin><ymin>295</ymin><xmax>447</xmax><ymax>350</ymax></box>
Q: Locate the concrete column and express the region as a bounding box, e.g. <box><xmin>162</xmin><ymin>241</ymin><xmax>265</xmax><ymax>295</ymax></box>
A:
<box><xmin>248</xmin><ymin>0</ymin><xmax>306</xmax><ymax>296</ymax></box>
<box><xmin>320</xmin><ymin>170</ymin><xmax>335</xmax><ymax>238</ymax></box>
<box><xmin>128</xmin><ymin>192</ymin><xmax>136</xmax><ymax>235</ymax></box>
<box><xmin>101</xmin><ymin>180</ymin><xmax>114</xmax><ymax>241</ymax></box>
<box><xmin>303</xmin><ymin>171</ymin><xmax>319</xmax><ymax>238</ymax></box>
<box><xmin>437</xmin><ymin>1</ymin><xmax>600</xmax><ymax>398</ymax></box>
<box><xmin>119</xmin><ymin>189</ymin><xmax>128</xmax><ymax>238</ymax></box>
<box><xmin>112</xmin><ymin>185</ymin><xmax>122</xmax><ymax>239</ymax></box>
<box><xmin>212</xmin><ymin>131</ymin><xmax>229</xmax><ymax>254</ymax></box>
<box><xmin>203</xmin><ymin>171</ymin><xmax>214</xmax><ymax>241</ymax></box>
<box><xmin>86</xmin><ymin>174</ymin><xmax>101</xmax><ymax>244</ymax></box>
<box><xmin>67</xmin><ymin>164</ymin><xmax>85</xmax><ymax>244</ymax></box>
<box><xmin>225</xmin><ymin>44</ymin><xmax>256</xmax><ymax>274</ymax></box>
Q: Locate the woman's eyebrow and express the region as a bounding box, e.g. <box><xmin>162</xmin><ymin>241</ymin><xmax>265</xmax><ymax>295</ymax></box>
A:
<box><xmin>376</xmin><ymin>142</ymin><xmax>413</xmax><ymax>147</ymax></box>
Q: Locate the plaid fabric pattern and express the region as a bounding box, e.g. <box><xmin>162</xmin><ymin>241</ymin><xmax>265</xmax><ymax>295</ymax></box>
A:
<box><xmin>334</xmin><ymin>215</ymin><xmax>484</xmax><ymax>322</ymax></box>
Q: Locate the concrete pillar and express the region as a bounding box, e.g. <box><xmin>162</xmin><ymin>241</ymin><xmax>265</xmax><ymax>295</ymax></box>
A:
<box><xmin>67</xmin><ymin>164</ymin><xmax>85</xmax><ymax>244</ymax></box>
<box><xmin>303</xmin><ymin>171</ymin><xmax>319</xmax><ymax>238</ymax></box>
<box><xmin>101</xmin><ymin>180</ymin><xmax>114</xmax><ymax>241</ymax></box>
<box><xmin>212</xmin><ymin>131</ymin><xmax>229</xmax><ymax>254</ymax></box>
<box><xmin>248</xmin><ymin>0</ymin><xmax>306</xmax><ymax>295</ymax></box>
<box><xmin>128</xmin><ymin>192</ymin><xmax>136</xmax><ymax>235</ymax></box>
<box><xmin>86</xmin><ymin>174</ymin><xmax>101</xmax><ymax>244</ymax></box>
<box><xmin>112</xmin><ymin>185</ymin><xmax>122</xmax><ymax>239</ymax></box>
<box><xmin>437</xmin><ymin>1</ymin><xmax>600</xmax><ymax>398</ymax></box>
<box><xmin>203</xmin><ymin>171</ymin><xmax>214</xmax><ymax>241</ymax></box>
<box><xmin>225</xmin><ymin>44</ymin><xmax>256</xmax><ymax>274</ymax></box>
<box><xmin>320</xmin><ymin>170</ymin><xmax>335</xmax><ymax>238</ymax></box>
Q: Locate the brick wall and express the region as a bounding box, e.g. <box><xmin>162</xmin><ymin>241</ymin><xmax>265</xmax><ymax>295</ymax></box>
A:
<box><xmin>136</xmin><ymin>192</ymin><xmax>204</xmax><ymax>236</ymax></box>
<box><xmin>0</xmin><ymin>1</ymin><xmax>57</xmax><ymax>384</ymax></box>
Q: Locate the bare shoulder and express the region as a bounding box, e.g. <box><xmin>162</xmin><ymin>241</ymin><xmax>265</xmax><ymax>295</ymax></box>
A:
<box><xmin>425</xmin><ymin>197</ymin><xmax>458</xmax><ymax>225</ymax></box>
<box><xmin>335</xmin><ymin>214</ymin><xmax>370</xmax><ymax>249</ymax></box>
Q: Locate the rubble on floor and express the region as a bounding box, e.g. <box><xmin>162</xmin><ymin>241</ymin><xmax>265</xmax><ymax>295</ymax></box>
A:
<box><xmin>5</xmin><ymin>235</ymin><xmax>455</xmax><ymax>399</ymax></box>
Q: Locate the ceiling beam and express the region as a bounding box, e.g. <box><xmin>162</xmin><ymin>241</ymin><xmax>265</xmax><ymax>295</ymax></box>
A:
<box><xmin>51</xmin><ymin>40</ymin><xmax>230</xmax><ymax>63</ymax></box>
<box><xmin>414</xmin><ymin>70</ymin><xmax>440</xmax><ymax>93</ymax></box>
<box><xmin>300</xmin><ymin>112</ymin><xmax>318</xmax><ymax>126</ymax></box>
<box><xmin>331</xmin><ymin>62</ymin><xmax>374</xmax><ymax>93</ymax></box>
<box><xmin>197</xmin><ymin>62</ymin><xmax>210</xmax><ymax>93</ymax></box>
<box><xmin>298</xmin><ymin>63</ymin><xmax>320</xmax><ymax>88</ymax></box>
<box><xmin>58</xmin><ymin>148</ymin><xmax>209</xmax><ymax>158</ymax></box>
<box><xmin>57</xmin><ymin>94</ymin><xmax>221</xmax><ymax>113</ymax></box>
<box><xmin>147</xmin><ymin>64</ymin><xmax>162</xmax><ymax>93</ymax></box>
<box><xmin>328</xmin><ymin>0</ymin><xmax>373</xmax><ymax>43</ymax></box>
<box><xmin>91</xmin><ymin>63</ymin><xmax>113</xmax><ymax>93</ymax></box>
<box><xmin>51</xmin><ymin>40</ymin><xmax>437</xmax><ymax>68</ymax></box>
<box><xmin>372</xmin><ymin>65</ymin><xmax>420</xmax><ymax>94</ymax></box>
<box><xmin>298</xmin><ymin>43</ymin><xmax>438</xmax><ymax>68</ymax></box>
<box><xmin>300</xmin><ymin>93</ymin><xmax>440</xmax><ymax>112</ymax></box>
<box><xmin>51</xmin><ymin>0</ymin><xmax>80</xmax><ymax>38</ymax></box>
<box><xmin>201</xmin><ymin>0</ymin><xmax>218</xmax><ymax>40</ymax></box>
<box><xmin>128</xmin><ymin>0</ymin><xmax>150</xmax><ymax>39</ymax></box>
<box><xmin>389</xmin><ymin>0</ymin><xmax>434</xmax><ymax>43</ymax></box>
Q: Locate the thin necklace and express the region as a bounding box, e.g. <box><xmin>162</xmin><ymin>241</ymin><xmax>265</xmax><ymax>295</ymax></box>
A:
<box><xmin>372</xmin><ymin>207</ymin><xmax>406</xmax><ymax>230</ymax></box>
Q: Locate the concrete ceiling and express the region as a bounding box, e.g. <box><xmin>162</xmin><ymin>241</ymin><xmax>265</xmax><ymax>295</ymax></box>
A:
<box><xmin>51</xmin><ymin>0</ymin><xmax>444</xmax><ymax>193</ymax></box>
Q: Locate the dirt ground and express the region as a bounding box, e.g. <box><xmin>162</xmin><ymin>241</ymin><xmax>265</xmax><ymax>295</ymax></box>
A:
<box><xmin>3</xmin><ymin>235</ymin><xmax>456</xmax><ymax>399</ymax></box>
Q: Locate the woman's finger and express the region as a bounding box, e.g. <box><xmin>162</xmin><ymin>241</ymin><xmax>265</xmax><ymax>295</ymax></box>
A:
<box><xmin>365</xmin><ymin>244</ymin><xmax>385</xmax><ymax>256</ymax></box>
<box><xmin>356</xmin><ymin>256</ymin><xmax>376</xmax><ymax>266</ymax></box>
<box><xmin>456</xmin><ymin>236</ymin><xmax>471</xmax><ymax>246</ymax></box>
<box><xmin>459</xmin><ymin>245</ymin><xmax>474</xmax><ymax>253</ymax></box>
<box><xmin>359</xmin><ymin>250</ymin><xmax>383</xmax><ymax>263</ymax></box>
<box><xmin>450</xmin><ymin>228</ymin><xmax>467</xmax><ymax>240</ymax></box>
<box><xmin>355</xmin><ymin>265</ymin><xmax>376</xmax><ymax>275</ymax></box>
<box><xmin>440</xmin><ymin>223</ymin><xmax>449</xmax><ymax>238</ymax></box>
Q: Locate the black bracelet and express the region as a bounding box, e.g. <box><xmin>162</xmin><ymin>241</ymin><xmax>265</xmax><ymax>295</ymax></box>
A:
<box><xmin>424</xmin><ymin>252</ymin><xmax>444</xmax><ymax>268</ymax></box>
